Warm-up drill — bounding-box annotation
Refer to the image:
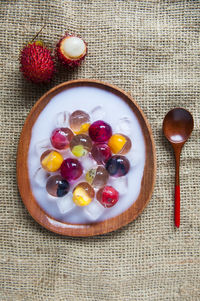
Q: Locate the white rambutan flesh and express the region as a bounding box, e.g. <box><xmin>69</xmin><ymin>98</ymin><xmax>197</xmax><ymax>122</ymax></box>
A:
<box><xmin>61</xmin><ymin>36</ymin><xmax>86</xmax><ymax>59</ymax></box>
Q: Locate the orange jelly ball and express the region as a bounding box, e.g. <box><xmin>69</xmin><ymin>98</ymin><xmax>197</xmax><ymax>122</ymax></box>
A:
<box><xmin>108</xmin><ymin>134</ymin><xmax>131</xmax><ymax>154</ymax></box>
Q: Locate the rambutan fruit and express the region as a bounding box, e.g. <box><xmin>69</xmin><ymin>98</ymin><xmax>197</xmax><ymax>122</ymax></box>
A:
<box><xmin>56</xmin><ymin>33</ymin><xmax>87</xmax><ymax>68</ymax></box>
<box><xmin>20</xmin><ymin>41</ymin><xmax>55</xmax><ymax>84</ymax></box>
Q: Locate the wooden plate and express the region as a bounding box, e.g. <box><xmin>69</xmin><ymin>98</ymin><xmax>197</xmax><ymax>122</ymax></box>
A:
<box><xmin>17</xmin><ymin>79</ymin><xmax>156</xmax><ymax>236</ymax></box>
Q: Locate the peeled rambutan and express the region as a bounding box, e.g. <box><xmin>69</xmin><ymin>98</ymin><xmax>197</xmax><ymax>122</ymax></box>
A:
<box><xmin>56</xmin><ymin>33</ymin><xmax>87</xmax><ymax>68</ymax></box>
<box><xmin>20</xmin><ymin>41</ymin><xmax>55</xmax><ymax>83</ymax></box>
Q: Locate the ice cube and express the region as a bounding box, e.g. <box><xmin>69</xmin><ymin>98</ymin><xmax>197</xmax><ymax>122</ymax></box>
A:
<box><xmin>56</xmin><ymin>193</ymin><xmax>76</xmax><ymax>214</ymax></box>
<box><xmin>34</xmin><ymin>168</ymin><xmax>49</xmax><ymax>187</ymax></box>
<box><xmin>84</xmin><ymin>199</ymin><xmax>105</xmax><ymax>221</ymax></box>
<box><xmin>55</xmin><ymin>111</ymin><xmax>69</xmax><ymax>128</ymax></box>
<box><xmin>80</xmin><ymin>155</ymin><xmax>97</xmax><ymax>172</ymax></box>
<box><xmin>90</xmin><ymin>106</ymin><xmax>106</xmax><ymax>121</ymax></box>
<box><xmin>116</xmin><ymin>117</ymin><xmax>132</xmax><ymax>135</ymax></box>
<box><xmin>35</xmin><ymin>139</ymin><xmax>51</xmax><ymax>156</ymax></box>
<box><xmin>110</xmin><ymin>176</ymin><xmax>128</xmax><ymax>195</ymax></box>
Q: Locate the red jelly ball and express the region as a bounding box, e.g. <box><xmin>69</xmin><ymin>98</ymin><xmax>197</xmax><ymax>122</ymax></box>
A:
<box><xmin>91</xmin><ymin>143</ymin><xmax>112</xmax><ymax>165</ymax></box>
<box><xmin>89</xmin><ymin>120</ymin><xmax>112</xmax><ymax>142</ymax></box>
<box><xmin>51</xmin><ymin>128</ymin><xmax>74</xmax><ymax>150</ymax></box>
<box><xmin>97</xmin><ymin>185</ymin><xmax>119</xmax><ymax>208</ymax></box>
<box><xmin>60</xmin><ymin>158</ymin><xmax>83</xmax><ymax>181</ymax></box>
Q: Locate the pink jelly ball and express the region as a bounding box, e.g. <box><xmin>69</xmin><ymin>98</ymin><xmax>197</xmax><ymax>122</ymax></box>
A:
<box><xmin>89</xmin><ymin>120</ymin><xmax>112</xmax><ymax>142</ymax></box>
<box><xmin>50</xmin><ymin>128</ymin><xmax>74</xmax><ymax>150</ymax></box>
<box><xmin>60</xmin><ymin>158</ymin><xmax>83</xmax><ymax>181</ymax></box>
<box><xmin>91</xmin><ymin>143</ymin><xmax>112</xmax><ymax>165</ymax></box>
<box><xmin>97</xmin><ymin>185</ymin><xmax>119</xmax><ymax>208</ymax></box>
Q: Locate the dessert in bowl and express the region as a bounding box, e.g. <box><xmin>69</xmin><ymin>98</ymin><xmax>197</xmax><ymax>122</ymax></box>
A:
<box><xmin>17</xmin><ymin>80</ymin><xmax>156</xmax><ymax>236</ymax></box>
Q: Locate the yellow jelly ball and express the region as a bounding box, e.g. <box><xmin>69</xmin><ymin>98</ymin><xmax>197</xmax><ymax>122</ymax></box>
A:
<box><xmin>85</xmin><ymin>169</ymin><xmax>95</xmax><ymax>185</ymax></box>
<box><xmin>74</xmin><ymin>123</ymin><xmax>90</xmax><ymax>135</ymax></box>
<box><xmin>108</xmin><ymin>134</ymin><xmax>127</xmax><ymax>154</ymax></box>
<box><xmin>41</xmin><ymin>150</ymin><xmax>63</xmax><ymax>172</ymax></box>
<box><xmin>73</xmin><ymin>187</ymin><xmax>92</xmax><ymax>206</ymax></box>
<box><xmin>71</xmin><ymin>145</ymin><xmax>88</xmax><ymax>157</ymax></box>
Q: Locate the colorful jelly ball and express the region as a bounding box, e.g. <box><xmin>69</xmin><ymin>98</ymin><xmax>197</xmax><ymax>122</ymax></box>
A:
<box><xmin>106</xmin><ymin>155</ymin><xmax>130</xmax><ymax>177</ymax></box>
<box><xmin>40</xmin><ymin>150</ymin><xmax>63</xmax><ymax>172</ymax></box>
<box><xmin>50</xmin><ymin>127</ymin><xmax>74</xmax><ymax>150</ymax></box>
<box><xmin>91</xmin><ymin>143</ymin><xmax>111</xmax><ymax>165</ymax></box>
<box><xmin>108</xmin><ymin>133</ymin><xmax>132</xmax><ymax>154</ymax></box>
<box><xmin>89</xmin><ymin>120</ymin><xmax>112</xmax><ymax>142</ymax></box>
<box><xmin>85</xmin><ymin>166</ymin><xmax>109</xmax><ymax>188</ymax></box>
<box><xmin>60</xmin><ymin>158</ymin><xmax>83</xmax><ymax>181</ymax></box>
<box><xmin>73</xmin><ymin>182</ymin><xmax>95</xmax><ymax>206</ymax></box>
<box><xmin>69</xmin><ymin>110</ymin><xmax>90</xmax><ymax>134</ymax></box>
<box><xmin>97</xmin><ymin>186</ymin><xmax>119</xmax><ymax>208</ymax></box>
<box><xmin>46</xmin><ymin>175</ymin><xmax>70</xmax><ymax>197</ymax></box>
<box><xmin>70</xmin><ymin>134</ymin><xmax>92</xmax><ymax>157</ymax></box>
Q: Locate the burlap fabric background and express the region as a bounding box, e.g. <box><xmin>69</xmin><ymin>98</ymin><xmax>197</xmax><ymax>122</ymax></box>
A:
<box><xmin>0</xmin><ymin>1</ymin><xmax>199</xmax><ymax>300</ymax></box>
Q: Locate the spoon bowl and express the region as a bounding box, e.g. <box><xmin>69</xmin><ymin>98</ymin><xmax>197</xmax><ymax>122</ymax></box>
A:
<box><xmin>163</xmin><ymin>108</ymin><xmax>194</xmax><ymax>228</ymax></box>
<box><xmin>163</xmin><ymin>108</ymin><xmax>194</xmax><ymax>145</ymax></box>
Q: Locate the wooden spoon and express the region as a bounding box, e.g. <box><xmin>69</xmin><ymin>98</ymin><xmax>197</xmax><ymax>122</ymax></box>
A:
<box><xmin>163</xmin><ymin>108</ymin><xmax>194</xmax><ymax>228</ymax></box>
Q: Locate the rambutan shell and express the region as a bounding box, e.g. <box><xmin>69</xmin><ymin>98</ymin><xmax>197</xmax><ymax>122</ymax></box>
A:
<box><xmin>20</xmin><ymin>42</ymin><xmax>55</xmax><ymax>84</ymax></box>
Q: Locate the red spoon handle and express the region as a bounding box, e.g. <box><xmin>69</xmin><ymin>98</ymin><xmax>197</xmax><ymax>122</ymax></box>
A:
<box><xmin>175</xmin><ymin>185</ymin><xmax>180</xmax><ymax>228</ymax></box>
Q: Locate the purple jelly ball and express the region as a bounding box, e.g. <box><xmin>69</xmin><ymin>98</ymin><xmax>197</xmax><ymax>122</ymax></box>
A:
<box><xmin>105</xmin><ymin>155</ymin><xmax>130</xmax><ymax>177</ymax></box>
<box><xmin>89</xmin><ymin>120</ymin><xmax>112</xmax><ymax>142</ymax></box>
<box><xmin>60</xmin><ymin>158</ymin><xmax>83</xmax><ymax>181</ymax></box>
<box><xmin>91</xmin><ymin>143</ymin><xmax>112</xmax><ymax>165</ymax></box>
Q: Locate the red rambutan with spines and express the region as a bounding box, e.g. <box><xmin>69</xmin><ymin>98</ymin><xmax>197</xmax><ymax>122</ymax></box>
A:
<box><xmin>20</xmin><ymin>40</ymin><xmax>56</xmax><ymax>84</ymax></box>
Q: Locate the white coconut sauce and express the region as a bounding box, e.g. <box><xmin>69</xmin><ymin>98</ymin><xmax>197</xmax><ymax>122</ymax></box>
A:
<box><xmin>28</xmin><ymin>86</ymin><xmax>145</xmax><ymax>224</ymax></box>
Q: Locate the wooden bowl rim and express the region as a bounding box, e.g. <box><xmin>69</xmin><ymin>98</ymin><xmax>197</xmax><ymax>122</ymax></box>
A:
<box><xmin>17</xmin><ymin>79</ymin><xmax>156</xmax><ymax>237</ymax></box>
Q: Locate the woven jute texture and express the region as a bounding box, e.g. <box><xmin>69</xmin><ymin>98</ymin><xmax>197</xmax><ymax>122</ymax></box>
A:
<box><xmin>0</xmin><ymin>1</ymin><xmax>199</xmax><ymax>300</ymax></box>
